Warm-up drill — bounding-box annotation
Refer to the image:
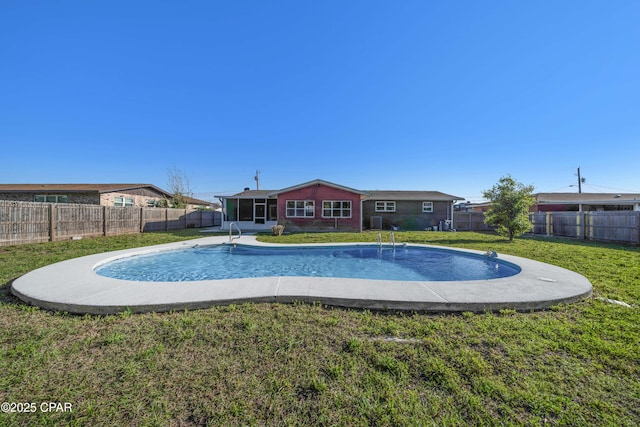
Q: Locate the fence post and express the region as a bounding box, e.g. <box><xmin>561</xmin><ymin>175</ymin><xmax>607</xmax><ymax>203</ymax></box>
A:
<box><xmin>49</xmin><ymin>204</ymin><xmax>55</xmax><ymax>241</ymax></box>
<box><xmin>140</xmin><ymin>207</ymin><xmax>145</xmax><ymax>233</ymax></box>
<box><xmin>165</xmin><ymin>209</ymin><xmax>169</xmax><ymax>231</ymax></box>
<box><xmin>576</xmin><ymin>212</ymin><xmax>581</xmax><ymax>239</ymax></box>
<box><xmin>103</xmin><ymin>206</ymin><xmax>107</xmax><ymax>236</ymax></box>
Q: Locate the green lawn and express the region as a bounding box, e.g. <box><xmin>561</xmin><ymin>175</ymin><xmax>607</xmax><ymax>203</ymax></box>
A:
<box><xmin>1</xmin><ymin>230</ymin><xmax>639</xmax><ymax>426</ymax></box>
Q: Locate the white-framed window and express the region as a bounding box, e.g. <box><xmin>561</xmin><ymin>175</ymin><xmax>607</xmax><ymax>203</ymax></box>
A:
<box><xmin>422</xmin><ymin>201</ymin><xmax>434</xmax><ymax>213</ymax></box>
<box><xmin>322</xmin><ymin>200</ymin><xmax>352</xmax><ymax>218</ymax></box>
<box><xmin>286</xmin><ymin>200</ymin><xmax>314</xmax><ymax>217</ymax></box>
<box><xmin>114</xmin><ymin>197</ymin><xmax>134</xmax><ymax>207</ymax></box>
<box><xmin>375</xmin><ymin>201</ymin><xmax>396</xmax><ymax>212</ymax></box>
<box><xmin>35</xmin><ymin>195</ymin><xmax>68</xmax><ymax>203</ymax></box>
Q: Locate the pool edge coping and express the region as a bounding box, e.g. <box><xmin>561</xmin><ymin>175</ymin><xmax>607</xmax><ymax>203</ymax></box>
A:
<box><xmin>11</xmin><ymin>235</ymin><xmax>593</xmax><ymax>315</ymax></box>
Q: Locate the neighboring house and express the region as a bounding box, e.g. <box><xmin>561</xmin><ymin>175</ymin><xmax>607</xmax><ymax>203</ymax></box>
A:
<box><xmin>216</xmin><ymin>179</ymin><xmax>462</xmax><ymax>232</ymax></box>
<box><xmin>465</xmin><ymin>193</ymin><xmax>640</xmax><ymax>213</ymax></box>
<box><xmin>0</xmin><ymin>184</ymin><xmax>211</xmax><ymax>210</ymax></box>
<box><xmin>465</xmin><ymin>201</ymin><xmax>491</xmax><ymax>212</ymax></box>
<box><xmin>533</xmin><ymin>193</ymin><xmax>640</xmax><ymax>212</ymax></box>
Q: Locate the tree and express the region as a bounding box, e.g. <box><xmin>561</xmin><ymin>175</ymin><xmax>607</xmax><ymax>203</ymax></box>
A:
<box><xmin>482</xmin><ymin>175</ymin><xmax>536</xmax><ymax>241</ymax></box>
<box><xmin>166</xmin><ymin>166</ymin><xmax>193</xmax><ymax>209</ymax></box>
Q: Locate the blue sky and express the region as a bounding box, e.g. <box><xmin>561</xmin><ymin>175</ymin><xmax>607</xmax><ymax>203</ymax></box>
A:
<box><xmin>1</xmin><ymin>1</ymin><xmax>639</xmax><ymax>202</ymax></box>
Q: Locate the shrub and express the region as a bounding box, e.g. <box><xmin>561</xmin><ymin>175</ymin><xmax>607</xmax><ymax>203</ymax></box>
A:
<box><xmin>271</xmin><ymin>224</ymin><xmax>285</xmax><ymax>236</ymax></box>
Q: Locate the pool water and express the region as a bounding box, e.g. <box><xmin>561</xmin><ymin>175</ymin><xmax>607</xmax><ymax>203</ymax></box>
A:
<box><xmin>94</xmin><ymin>244</ymin><xmax>520</xmax><ymax>282</ymax></box>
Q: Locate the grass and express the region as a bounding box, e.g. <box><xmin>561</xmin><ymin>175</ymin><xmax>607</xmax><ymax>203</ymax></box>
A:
<box><xmin>1</xmin><ymin>230</ymin><xmax>639</xmax><ymax>426</ymax></box>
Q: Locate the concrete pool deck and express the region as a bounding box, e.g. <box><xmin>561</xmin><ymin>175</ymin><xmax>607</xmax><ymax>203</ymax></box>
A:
<box><xmin>11</xmin><ymin>236</ymin><xmax>593</xmax><ymax>315</ymax></box>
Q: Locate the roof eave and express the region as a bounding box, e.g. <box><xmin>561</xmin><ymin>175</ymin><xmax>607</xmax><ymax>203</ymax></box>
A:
<box><xmin>268</xmin><ymin>179</ymin><xmax>368</xmax><ymax>196</ymax></box>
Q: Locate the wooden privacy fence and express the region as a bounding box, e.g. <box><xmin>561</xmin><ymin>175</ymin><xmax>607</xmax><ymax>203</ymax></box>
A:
<box><xmin>530</xmin><ymin>211</ymin><xmax>640</xmax><ymax>245</ymax></box>
<box><xmin>452</xmin><ymin>212</ymin><xmax>495</xmax><ymax>232</ymax></box>
<box><xmin>0</xmin><ymin>201</ymin><xmax>221</xmax><ymax>246</ymax></box>
<box><xmin>454</xmin><ymin>211</ymin><xmax>640</xmax><ymax>245</ymax></box>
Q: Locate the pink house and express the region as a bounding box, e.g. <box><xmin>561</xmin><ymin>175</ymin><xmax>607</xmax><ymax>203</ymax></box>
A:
<box><xmin>272</xmin><ymin>180</ymin><xmax>367</xmax><ymax>232</ymax></box>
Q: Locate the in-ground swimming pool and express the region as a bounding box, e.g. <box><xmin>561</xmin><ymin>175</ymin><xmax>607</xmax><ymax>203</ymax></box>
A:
<box><xmin>95</xmin><ymin>244</ymin><xmax>521</xmax><ymax>282</ymax></box>
<box><xmin>12</xmin><ymin>236</ymin><xmax>593</xmax><ymax>314</ymax></box>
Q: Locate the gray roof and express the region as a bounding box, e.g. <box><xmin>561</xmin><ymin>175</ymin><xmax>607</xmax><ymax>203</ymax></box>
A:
<box><xmin>219</xmin><ymin>189</ymin><xmax>464</xmax><ymax>201</ymax></box>
<box><xmin>216</xmin><ymin>190</ymin><xmax>276</xmax><ymax>199</ymax></box>
<box><xmin>0</xmin><ymin>184</ymin><xmax>211</xmax><ymax>205</ymax></box>
<box><xmin>0</xmin><ymin>183</ymin><xmax>166</xmax><ymax>193</ymax></box>
<box><xmin>366</xmin><ymin>190</ymin><xmax>463</xmax><ymax>201</ymax></box>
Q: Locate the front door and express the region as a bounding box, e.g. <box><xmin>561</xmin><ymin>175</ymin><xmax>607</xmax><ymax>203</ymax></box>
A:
<box><xmin>255</xmin><ymin>202</ymin><xmax>266</xmax><ymax>224</ymax></box>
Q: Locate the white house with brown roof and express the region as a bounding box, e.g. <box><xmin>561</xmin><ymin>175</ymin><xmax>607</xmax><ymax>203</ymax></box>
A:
<box><xmin>0</xmin><ymin>184</ymin><xmax>211</xmax><ymax>210</ymax></box>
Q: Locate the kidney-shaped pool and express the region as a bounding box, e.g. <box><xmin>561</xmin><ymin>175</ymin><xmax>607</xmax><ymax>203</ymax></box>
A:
<box><xmin>11</xmin><ymin>235</ymin><xmax>592</xmax><ymax>314</ymax></box>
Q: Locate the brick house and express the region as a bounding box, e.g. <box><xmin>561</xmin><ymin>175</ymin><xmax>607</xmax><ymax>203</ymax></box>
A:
<box><xmin>274</xmin><ymin>180</ymin><xmax>367</xmax><ymax>232</ymax></box>
<box><xmin>217</xmin><ymin>179</ymin><xmax>462</xmax><ymax>232</ymax></box>
<box><xmin>0</xmin><ymin>184</ymin><xmax>211</xmax><ymax>210</ymax></box>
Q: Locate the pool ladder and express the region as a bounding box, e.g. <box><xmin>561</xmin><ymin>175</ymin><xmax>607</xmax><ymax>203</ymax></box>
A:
<box><xmin>228</xmin><ymin>222</ymin><xmax>242</xmax><ymax>245</ymax></box>
<box><xmin>377</xmin><ymin>232</ymin><xmax>396</xmax><ymax>249</ymax></box>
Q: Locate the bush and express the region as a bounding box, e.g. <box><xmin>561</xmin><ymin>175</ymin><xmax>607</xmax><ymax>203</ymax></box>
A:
<box><xmin>271</xmin><ymin>224</ymin><xmax>285</xmax><ymax>236</ymax></box>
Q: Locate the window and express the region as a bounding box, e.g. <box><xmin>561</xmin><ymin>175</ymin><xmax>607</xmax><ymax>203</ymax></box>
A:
<box><xmin>267</xmin><ymin>199</ymin><xmax>278</xmax><ymax>221</ymax></box>
<box><xmin>375</xmin><ymin>201</ymin><xmax>396</xmax><ymax>212</ymax></box>
<box><xmin>422</xmin><ymin>201</ymin><xmax>433</xmax><ymax>213</ymax></box>
<box><xmin>226</xmin><ymin>199</ymin><xmax>237</xmax><ymax>221</ymax></box>
<box><xmin>114</xmin><ymin>197</ymin><xmax>134</xmax><ymax>207</ymax></box>
<box><xmin>239</xmin><ymin>199</ymin><xmax>254</xmax><ymax>221</ymax></box>
<box><xmin>34</xmin><ymin>195</ymin><xmax>68</xmax><ymax>203</ymax></box>
<box><xmin>286</xmin><ymin>200</ymin><xmax>314</xmax><ymax>218</ymax></box>
<box><xmin>323</xmin><ymin>200</ymin><xmax>351</xmax><ymax>218</ymax></box>
<box><xmin>254</xmin><ymin>199</ymin><xmax>266</xmax><ymax>224</ymax></box>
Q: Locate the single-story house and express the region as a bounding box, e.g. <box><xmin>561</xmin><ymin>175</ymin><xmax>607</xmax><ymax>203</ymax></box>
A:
<box><xmin>216</xmin><ymin>179</ymin><xmax>463</xmax><ymax>232</ymax></box>
<box><xmin>533</xmin><ymin>193</ymin><xmax>640</xmax><ymax>212</ymax></box>
<box><xmin>468</xmin><ymin>193</ymin><xmax>640</xmax><ymax>213</ymax></box>
<box><xmin>0</xmin><ymin>184</ymin><xmax>211</xmax><ymax>210</ymax></box>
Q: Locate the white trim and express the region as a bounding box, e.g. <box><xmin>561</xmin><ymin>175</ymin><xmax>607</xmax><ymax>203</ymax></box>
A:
<box><xmin>114</xmin><ymin>196</ymin><xmax>134</xmax><ymax>207</ymax></box>
<box><xmin>286</xmin><ymin>200</ymin><xmax>315</xmax><ymax>218</ymax></box>
<box><xmin>322</xmin><ymin>200</ymin><xmax>352</xmax><ymax>218</ymax></box>
<box><xmin>375</xmin><ymin>201</ymin><xmax>396</xmax><ymax>212</ymax></box>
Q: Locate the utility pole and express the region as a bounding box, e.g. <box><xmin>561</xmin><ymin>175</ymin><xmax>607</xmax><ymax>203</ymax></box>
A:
<box><xmin>576</xmin><ymin>167</ymin><xmax>586</xmax><ymax>215</ymax></box>
<box><xmin>254</xmin><ymin>170</ymin><xmax>260</xmax><ymax>190</ymax></box>
<box><xmin>577</xmin><ymin>167</ymin><xmax>582</xmax><ymax>193</ymax></box>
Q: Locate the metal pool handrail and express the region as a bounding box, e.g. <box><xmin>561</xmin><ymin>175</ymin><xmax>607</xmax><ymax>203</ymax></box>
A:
<box><xmin>228</xmin><ymin>222</ymin><xmax>242</xmax><ymax>243</ymax></box>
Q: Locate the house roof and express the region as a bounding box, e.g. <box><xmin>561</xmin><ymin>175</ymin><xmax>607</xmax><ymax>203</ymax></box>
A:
<box><xmin>0</xmin><ymin>184</ymin><xmax>211</xmax><ymax>205</ymax></box>
<box><xmin>0</xmin><ymin>183</ymin><xmax>167</xmax><ymax>194</ymax></box>
<box><xmin>216</xmin><ymin>181</ymin><xmax>464</xmax><ymax>202</ymax></box>
<box><xmin>268</xmin><ymin>179</ymin><xmax>369</xmax><ymax>196</ymax></box>
<box><xmin>536</xmin><ymin>192</ymin><xmax>640</xmax><ymax>205</ymax></box>
<box><xmin>216</xmin><ymin>190</ymin><xmax>276</xmax><ymax>199</ymax></box>
<box><xmin>180</xmin><ymin>195</ymin><xmax>212</xmax><ymax>206</ymax></box>
<box><xmin>366</xmin><ymin>190</ymin><xmax>463</xmax><ymax>201</ymax></box>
